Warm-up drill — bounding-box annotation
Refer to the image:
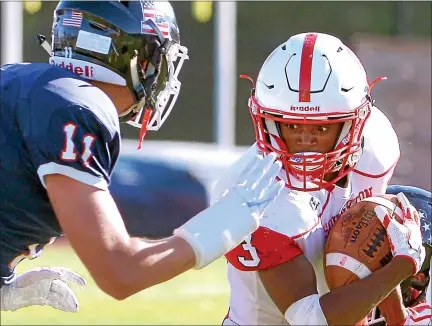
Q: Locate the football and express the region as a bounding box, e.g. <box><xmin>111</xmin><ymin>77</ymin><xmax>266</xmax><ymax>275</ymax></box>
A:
<box><xmin>324</xmin><ymin>194</ymin><xmax>400</xmax><ymax>290</ymax></box>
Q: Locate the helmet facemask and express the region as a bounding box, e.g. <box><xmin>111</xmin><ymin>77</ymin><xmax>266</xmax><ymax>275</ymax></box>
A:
<box><xmin>248</xmin><ymin>89</ymin><xmax>371</xmax><ymax>191</ymax></box>
<box><xmin>118</xmin><ymin>22</ymin><xmax>188</xmax><ymax>147</ymax></box>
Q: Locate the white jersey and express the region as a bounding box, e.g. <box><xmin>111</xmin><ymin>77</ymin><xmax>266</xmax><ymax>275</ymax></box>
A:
<box><xmin>211</xmin><ymin>107</ymin><xmax>401</xmax><ymax>325</ymax></box>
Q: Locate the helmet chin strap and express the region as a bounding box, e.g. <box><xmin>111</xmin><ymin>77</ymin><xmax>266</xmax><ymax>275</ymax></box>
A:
<box><xmin>124</xmin><ymin>51</ymin><xmax>152</xmax><ymax>150</ymax></box>
<box><xmin>137</xmin><ymin>108</ymin><xmax>152</xmax><ymax>149</ymax></box>
<box><xmin>127</xmin><ymin>17</ymin><xmax>180</xmax><ymax>150</ymax></box>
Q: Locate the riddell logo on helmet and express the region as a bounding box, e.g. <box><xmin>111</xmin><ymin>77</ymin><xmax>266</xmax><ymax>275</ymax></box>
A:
<box><xmin>290</xmin><ymin>105</ymin><xmax>320</xmax><ymax>112</ymax></box>
<box><xmin>50</xmin><ymin>59</ymin><xmax>94</xmax><ymax>78</ymax></box>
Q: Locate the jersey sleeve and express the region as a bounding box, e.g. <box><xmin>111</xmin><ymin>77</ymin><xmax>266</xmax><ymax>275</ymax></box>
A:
<box><xmin>28</xmin><ymin>105</ymin><xmax>120</xmax><ymax>190</ymax></box>
<box><xmin>225</xmin><ymin>226</ymin><xmax>303</xmax><ymax>271</ymax></box>
<box><xmin>355</xmin><ymin>106</ymin><xmax>400</xmax><ymax>183</ymax></box>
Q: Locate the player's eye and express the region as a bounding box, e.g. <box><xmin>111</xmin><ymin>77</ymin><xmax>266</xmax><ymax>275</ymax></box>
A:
<box><xmin>286</xmin><ymin>124</ymin><xmax>298</xmax><ymax>129</ymax></box>
<box><xmin>316</xmin><ymin>125</ymin><xmax>328</xmax><ymax>132</ymax></box>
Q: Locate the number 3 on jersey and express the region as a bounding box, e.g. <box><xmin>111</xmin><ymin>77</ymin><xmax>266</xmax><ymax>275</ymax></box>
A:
<box><xmin>61</xmin><ymin>123</ymin><xmax>96</xmax><ymax>165</ymax></box>
<box><xmin>238</xmin><ymin>235</ymin><xmax>261</xmax><ymax>267</ymax></box>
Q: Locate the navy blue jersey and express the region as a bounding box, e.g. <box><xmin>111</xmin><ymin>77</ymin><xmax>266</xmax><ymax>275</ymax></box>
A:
<box><xmin>0</xmin><ymin>63</ymin><xmax>121</xmax><ymax>284</ymax></box>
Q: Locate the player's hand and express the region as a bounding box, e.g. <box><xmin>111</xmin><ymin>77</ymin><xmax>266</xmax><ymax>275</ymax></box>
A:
<box><xmin>174</xmin><ymin>152</ymin><xmax>284</xmax><ymax>269</ymax></box>
<box><xmin>374</xmin><ymin>193</ymin><xmax>426</xmax><ymax>276</ymax></box>
<box><xmin>0</xmin><ymin>267</ymin><xmax>86</xmax><ymax>312</ymax></box>
<box><xmin>218</xmin><ymin>152</ymin><xmax>284</xmax><ymax>219</ymax></box>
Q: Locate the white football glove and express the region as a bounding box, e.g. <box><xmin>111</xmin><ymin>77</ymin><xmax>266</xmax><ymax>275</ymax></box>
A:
<box><xmin>220</xmin><ymin>152</ymin><xmax>284</xmax><ymax>219</ymax></box>
<box><xmin>175</xmin><ymin>152</ymin><xmax>284</xmax><ymax>269</ymax></box>
<box><xmin>0</xmin><ymin>267</ymin><xmax>86</xmax><ymax>312</ymax></box>
<box><xmin>374</xmin><ymin>193</ymin><xmax>426</xmax><ymax>276</ymax></box>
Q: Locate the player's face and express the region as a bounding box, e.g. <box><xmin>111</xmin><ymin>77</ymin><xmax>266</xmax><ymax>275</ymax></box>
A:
<box><xmin>279</xmin><ymin>122</ymin><xmax>344</xmax><ymax>154</ymax></box>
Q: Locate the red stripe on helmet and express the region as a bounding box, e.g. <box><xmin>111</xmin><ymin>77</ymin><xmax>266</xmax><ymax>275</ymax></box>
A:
<box><xmin>299</xmin><ymin>33</ymin><xmax>318</xmax><ymax>102</ymax></box>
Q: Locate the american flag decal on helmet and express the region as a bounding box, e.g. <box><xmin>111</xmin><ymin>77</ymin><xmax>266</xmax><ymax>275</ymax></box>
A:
<box><xmin>140</xmin><ymin>1</ymin><xmax>170</xmax><ymax>39</ymax></box>
<box><xmin>62</xmin><ymin>10</ymin><xmax>83</xmax><ymax>28</ymax></box>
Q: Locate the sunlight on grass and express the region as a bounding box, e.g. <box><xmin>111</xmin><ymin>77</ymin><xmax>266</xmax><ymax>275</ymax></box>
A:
<box><xmin>1</xmin><ymin>244</ymin><xmax>230</xmax><ymax>325</ymax></box>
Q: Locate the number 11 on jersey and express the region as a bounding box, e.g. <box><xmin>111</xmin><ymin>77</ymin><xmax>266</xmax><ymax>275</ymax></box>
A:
<box><xmin>61</xmin><ymin>122</ymin><xmax>96</xmax><ymax>165</ymax></box>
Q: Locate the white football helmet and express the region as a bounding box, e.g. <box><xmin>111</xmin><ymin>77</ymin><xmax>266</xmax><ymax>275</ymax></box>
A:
<box><xmin>246</xmin><ymin>32</ymin><xmax>384</xmax><ymax>191</ymax></box>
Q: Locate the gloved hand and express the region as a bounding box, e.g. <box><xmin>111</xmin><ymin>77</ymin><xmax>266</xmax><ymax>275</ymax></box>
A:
<box><xmin>175</xmin><ymin>152</ymin><xmax>284</xmax><ymax>269</ymax></box>
<box><xmin>0</xmin><ymin>267</ymin><xmax>86</xmax><ymax>312</ymax></box>
<box><xmin>218</xmin><ymin>152</ymin><xmax>283</xmax><ymax>219</ymax></box>
<box><xmin>374</xmin><ymin>193</ymin><xmax>426</xmax><ymax>276</ymax></box>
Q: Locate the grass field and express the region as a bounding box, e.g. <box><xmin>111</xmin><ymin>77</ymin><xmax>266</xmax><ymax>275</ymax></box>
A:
<box><xmin>1</xmin><ymin>244</ymin><xmax>230</xmax><ymax>325</ymax></box>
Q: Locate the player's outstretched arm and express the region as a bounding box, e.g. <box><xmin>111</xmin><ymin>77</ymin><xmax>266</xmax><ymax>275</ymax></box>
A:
<box><xmin>46</xmin><ymin>174</ymin><xmax>194</xmax><ymax>299</ymax></box>
<box><xmin>45</xmin><ymin>153</ymin><xmax>283</xmax><ymax>300</ymax></box>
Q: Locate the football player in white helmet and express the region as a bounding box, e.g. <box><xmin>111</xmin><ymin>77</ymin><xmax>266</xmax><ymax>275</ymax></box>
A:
<box><xmin>213</xmin><ymin>32</ymin><xmax>429</xmax><ymax>325</ymax></box>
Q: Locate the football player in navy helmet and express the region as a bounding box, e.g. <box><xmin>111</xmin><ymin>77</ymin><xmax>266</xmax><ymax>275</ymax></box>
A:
<box><xmin>367</xmin><ymin>185</ymin><xmax>431</xmax><ymax>325</ymax></box>
<box><xmin>0</xmin><ymin>1</ymin><xmax>283</xmax><ymax>312</ymax></box>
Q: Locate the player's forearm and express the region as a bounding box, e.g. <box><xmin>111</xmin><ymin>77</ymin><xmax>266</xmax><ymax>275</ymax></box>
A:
<box><xmin>378</xmin><ymin>287</ymin><xmax>408</xmax><ymax>325</ymax></box>
<box><xmin>128</xmin><ymin>235</ymin><xmax>196</xmax><ymax>289</ymax></box>
<box><xmin>320</xmin><ymin>257</ymin><xmax>412</xmax><ymax>325</ymax></box>
<box><xmin>96</xmin><ymin>236</ymin><xmax>196</xmax><ymax>300</ymax></box>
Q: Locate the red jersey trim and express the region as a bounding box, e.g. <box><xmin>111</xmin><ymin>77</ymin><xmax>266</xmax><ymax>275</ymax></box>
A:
<box><xmin>226</xmin><ymin>226</ymin><xmax>303</xmax><ymax>271</ymax></box>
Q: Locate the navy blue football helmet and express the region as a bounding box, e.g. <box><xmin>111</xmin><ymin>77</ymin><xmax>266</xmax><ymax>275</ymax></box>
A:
<box><xmin>387</xmin><ymin>185</ymin><xmax>431</xmax><ymax>307</ymax></box>
<box><xmin>368</xmin><ymin>185</ymin><xmax>431</xmax><ymax>325</ymax></box>
<box><xmin>38</xmin><ymin>1</ymin><xmax>188</xmax><ymax>136</ymax></box>
<box><xmin>387</xmin><ymin>185</ymin><xmax>431</xmax><ymax>246</ymax></box>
